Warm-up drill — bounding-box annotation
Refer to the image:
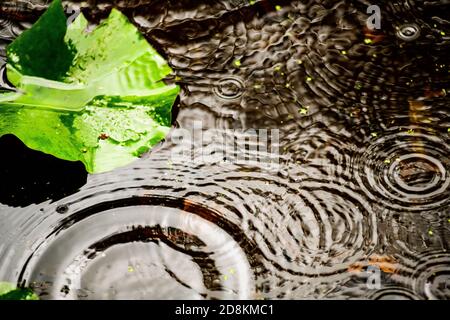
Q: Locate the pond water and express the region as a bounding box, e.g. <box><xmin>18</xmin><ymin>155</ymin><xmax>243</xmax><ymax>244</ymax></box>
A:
<box><xmin>0</xmin><ymin>0</ymin><xmax>449</xmax><ymax>299</ymax></box>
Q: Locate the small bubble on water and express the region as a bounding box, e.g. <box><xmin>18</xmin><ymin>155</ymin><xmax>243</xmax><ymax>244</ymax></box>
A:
<box><xmin>396</xmin><ymin>24</ymin><xmax>421</xmax><ymax>41</ymax></box>
<box><xmin>56</xmin><ymin>204</ymin><xmax>69</xmax><ymax>214</ymax></box>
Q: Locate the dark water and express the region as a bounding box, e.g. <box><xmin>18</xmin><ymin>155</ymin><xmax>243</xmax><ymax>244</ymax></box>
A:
<box><xmin>0</xmin><ymin>0</ymin><xmax>449</xmax><ymax>299</ymax></box>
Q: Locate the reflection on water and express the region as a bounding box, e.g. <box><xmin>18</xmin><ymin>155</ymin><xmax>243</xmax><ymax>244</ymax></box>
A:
<box><xmin>22</xmin><ymin>200</ymin><xmax>256</xmax><ymax>299</ymax></box>
<box><xmin>0</xmin><ymin>135</ymin><xmax>87</xmax><ymax>207</ymax></box>
<box><xmin>0</xmin><ymin>0</ymin><xmax>449</xmax><ymax>299</ymax></box>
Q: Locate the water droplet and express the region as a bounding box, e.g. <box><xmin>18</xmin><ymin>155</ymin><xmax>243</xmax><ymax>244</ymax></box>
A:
<box><xmin>354</xmin><ymin>130</ymin><xmax>450</xmax><ymax>211</ymax></box>
<box><xmin>396</xmin><ymin>24</ymin><xmax>421</xmax><ymax>41</ymax></box>
<box><xmin>214</xmin><ymin>77</ymin><xmax>244</xmax><ymax>99</ymax></box>
<box><xmin>56</xmin><ymin>204</ymin><xmax>69</xmax><ymax>214</ymax></box>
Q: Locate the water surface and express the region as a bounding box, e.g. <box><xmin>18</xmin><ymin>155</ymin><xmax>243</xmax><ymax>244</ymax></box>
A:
<box><xmin>0</xmin><ymin>0</ymin><xmax>449</xmax><ymax>299</ymax></box>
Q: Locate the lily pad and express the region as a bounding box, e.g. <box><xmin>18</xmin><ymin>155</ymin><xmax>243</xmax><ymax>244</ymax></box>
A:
<box><xmin>0</xmin><ymin>0</ymin><xmax>179</xmax><ymax>173</ymax></box>
<box><xmin>0</xmin><ymin>282</ymin><xmax>39</xmax><ymax>300</ymax></box>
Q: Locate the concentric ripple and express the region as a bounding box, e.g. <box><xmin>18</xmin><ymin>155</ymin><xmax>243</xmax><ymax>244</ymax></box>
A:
<box><xmin>213</xmin><ymin>77</ymin><xmax>244</xmax><ymax>100</ymax></box>
<box><xmin>368</xmin><ymin>287</ymin><xmax>420</xmax><ymax>300</ymax></box>
<box><xmin>396</xmin><ymin>24</ymin><xmax>421</xmax><ymax>42</ymax></box>
<box><xmin>17</xmin><ymin>197</ymin><xmax>256</xmax><ymax>300</ymax></box>
<box><xmin>1</xmin><ymin>0</ymin><xmax>450</xmax><ymax>300</ymax></box>
<box><xmin>246</xmin><ymin>176</ymin><xmax>377</xmax><ymax>277</ymax></box>
<box><xmin>411</xmin><ymin>252</ymin><xmax>450</xmax><ymax>300</ymax></box>
<box><xmin>353</xmin><ymin>129</ymin><xmax>450</xmax><ymax>211</ymax></box>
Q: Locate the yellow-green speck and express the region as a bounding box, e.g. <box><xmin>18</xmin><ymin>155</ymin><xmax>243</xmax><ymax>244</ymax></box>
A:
<box><xmin>234</xmin><ymin>59</ymin><xmax>241</xmax><ymax>67</ymax></box>
<box><xmin>275</xmin><ymin>5</ymin><xmax>282</xmax><ymax>11</ymax></box>
<box><xmin>299</xmin><ymin>107</ymin><xmax>309</xmax><ymax>115</ymax></box>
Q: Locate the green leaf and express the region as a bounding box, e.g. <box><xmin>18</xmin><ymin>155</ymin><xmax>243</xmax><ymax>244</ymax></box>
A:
<box><xmin>0</xmin><ymin>282</ymin><xmax>39</xmax><ymax>300</ymax></box>
<box><xmin>0</xmin><ymin>0</ymin><xmax>179</xmax><ymax>173</ymax></box>
<box><xmin>0</xmin><ymin>282</ymin><xmax>16</xmax><ymax>295</ymax></box>
<box><xmin>6</xmin><ymin>0</ymin><xmax>74</xmax><ymax>82</ymax></box>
